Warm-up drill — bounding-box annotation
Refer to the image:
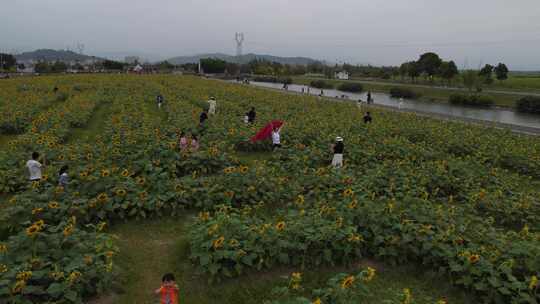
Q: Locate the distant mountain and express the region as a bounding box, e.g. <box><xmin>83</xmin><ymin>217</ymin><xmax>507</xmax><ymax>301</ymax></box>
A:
<box><xmin>16</xmin><ymin>49</ymin><xmax>104</xmax><ymax>63</ymax></box>
<box><xmin>167</xmin><ymin>53</ymin><xmax>319</xmax><ymax>65</ymax></box>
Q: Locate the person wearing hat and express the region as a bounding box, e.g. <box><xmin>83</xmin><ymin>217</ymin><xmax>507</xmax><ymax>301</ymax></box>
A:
<box><xmin>208</xmin><ymin>97</ymin><xmax>217</xmax><ymax>115</ymax></box>
<box><xmin>331</xmin><ymin>137</ymin><xmax>345</xmax><ymax>168</ymax></box>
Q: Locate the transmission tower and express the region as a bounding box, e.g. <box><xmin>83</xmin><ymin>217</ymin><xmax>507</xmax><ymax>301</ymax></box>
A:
<box><xmin>235</xmin><ymin>33</ymin><xmax>244</xmax><ymax>57</ymax></box>
<box><xmin>76</xmin><ymin>42</ymin><xmax>85</xmax><ymax>55</ymax></box>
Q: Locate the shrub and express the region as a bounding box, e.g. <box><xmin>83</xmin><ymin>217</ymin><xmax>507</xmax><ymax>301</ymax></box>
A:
<box><xmin>516</xmin><ymin>96</ymin><xmax>540</xmax><ymax>114</ymax></box>
<box><xmin>449</xmin><ymin>94</ymin><xmax>494</xmax><ymax>107</ymax></box>
<box><xmin>389</xmin><ymin>87</ymin><xmax>420</xmax><ymax>99</ymax></box>
<box><xmin>310</xmin><ymin>80</ymin><xmax>333</xmax><ymax>89</ymax></box>
<box><xmin>337</xmin><ymin>82</ymin><xmax>363</xmax><ymax>93</ymax></box>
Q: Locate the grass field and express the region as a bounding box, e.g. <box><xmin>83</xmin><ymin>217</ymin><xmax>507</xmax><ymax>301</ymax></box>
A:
<box><xmin>291</xmin><ymin>76</ymin><xmax>526</xmax><ymax>108</ymax></box>
<box><xmin>1</xmin><ymin>75</ymin><xmax>539</xmax><ymax>303</ymax></box>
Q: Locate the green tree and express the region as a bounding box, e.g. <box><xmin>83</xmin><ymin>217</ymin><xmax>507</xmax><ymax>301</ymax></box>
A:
<box><xmin>406</xmin><ymin>61</ymin><xmax>421</xmax><ymax>82</ymax></box>
<box><xmin>478</xmin><ymin>64</ymin><xmax>494</xmax><ymax>84</ymax></box>
<box><xmin>103</xmin><ymin>60</ymin><xmax>125</xmax><ymax>70</ymax></box>
<box><xmin>34</xmin><ymin>61</ymin><xmax>51</xmax><ymax>73</ymax></box>
<box><xmin>439</xmin><ymin>61</ymin><xmax>459</xmax><ymax>84</ymax></box>
<box><xmin>494</xmin><ymin>63</ymin><xmax>509</xmax><ymax>82</ymax></box>
<box><xmin>0</xmin><ymin>53</ymin><xmax>16</xmax><ymax>71</ymax></box>
<box><xmin>51</xmin><ymin>61</ymin><xmax>67</xmax><ymax>73</ymax></box>
<box><xmin>157</xmin><ymin>60</ymin><xmax>174</xmax><ymax>71</ymax></box>
<box><xmin>417</xmin><ymin>52</ymin><xmax>442</xmax><ymax>80</ymax></box>
<box><xmin>200</xmin><ymin>58</ymin><xmax>226</xmax><ymax>74</ymax></box>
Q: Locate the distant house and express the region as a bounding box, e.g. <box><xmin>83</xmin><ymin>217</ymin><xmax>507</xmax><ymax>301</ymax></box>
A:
<box><xmin>334</xmin><ymin>71</ymin><xmax>349</xmax><ymax>80</ymax></box>
<box><xmin>133</xmin><ymin>64</ymin><xmax>144</xmax><ymax>73</ymax></box>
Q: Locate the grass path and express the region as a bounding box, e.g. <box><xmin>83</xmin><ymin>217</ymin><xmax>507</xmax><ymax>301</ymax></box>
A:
<box><xmin>90</xmin><ymin>215</ymin><xmax>475</xmax><ymax>304</ymax></box>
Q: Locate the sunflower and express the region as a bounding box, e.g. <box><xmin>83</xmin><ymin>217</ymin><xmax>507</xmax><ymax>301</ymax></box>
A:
<box><xmin>63</xmin><ymin>224</ymin><xmax>74</xmax><ymax>237</ymax></box>
<box><xmin>275</xmin><ymin>221</ymin><xmax>286</xmax><ymax>231</ymax></box>
<box><xmin>86</xmin><ymin>153</ymin><xmax>93</xmax><ymax>160</ymax></box>
<box><xmin>31</xmin><ymin>207</ymin><xmax>43</xmax><ymax>215</ymax></box>
<box><xmin>136</xmin><ymin>176</ymin><xmax>146</xmax><ymax>185</ymax></box>
<box><xmin>139</xmin><ymin>191</ymin><xmax>148</xmax><ymax>200</ymax></box>
<box><xmin>121</xmin><ymin>169</ymin><xmax>130</xmax><ymax>177</ymax></box>
<box><xmin>0</xmin><ymin>244</ymin><xmax>7</xmax><ymax>253</ymax></box>
<box><xmin>401</xmin><ymin>288</ymin><xmax>412</xmax><ymax>304</ymax></box>
<box><xmin>57</xmin><ymin>154</ymin><xmax>65</xmax><ymax>161</ymax></box>
<box><xmin>239</xmin><ymin>165</ymin><xmax>249</xmax><ymax>174</ymax></box>
<box><xmin>174</xmin><ymin>184</ymin><xmax>183</xmax><ymax>192</ymax></box>
<box><xmin>101</xmin><ymin>169</ymin><xmax>110</xmax><ymax>177</ymax></box>
<box><xmin>223</xmin><ymin>167</ymin><xmax>235</xmax><ymax>174</ymax></box>
<box><xmin>79</xmin><ymin>171</ymin><xmax>88</xmax><ymax>178</ymax></box>
<box><xmin>468</xmin><ymin>254</ymin><xmax>480</xmax><ymax>264</ymax></box>
<box><xmin>67</xmin><ymin>271</ymin><xmax>82</xmax><ymax>285</ymax></box>
<box><xmin>529</xmin><ymin>275</ymin><xmax>538</xmax><ymax>290</ymax></box>
<box><xmin>198</xmin><ymin>212</ymin><xmax>210</xmax><ymax>221</ymax></box>
<box><xmin>97</xmin><ymin>222</ymin><xmax>107</xmax><ymax>232</ymax></box>
<box><xmin>97</xmin><ymin>193</ymin><xmax>109</xmax><ymax>203</ymax></box>
<box><xmin>212</xmin><ymin>236</ymin><xmax>225</xmax><ymax>249</ymax></box>
<box><xmin>26</xmin><ymin>225</ymin><xmax>40</xmax><ymax>237</ymax></box>
<box><xmin>48</xmin><ymin>201</ymin><xmax>60</xmax><ymax>209</ymax></box>
<box><xmin>343</xmin><ymin>188</ymin><xmax>354</xmax><ymax>197</ymax></box>
<box><xmin>224</xmin><ymin>191</ymin><xmax>235</xmax><ymax>198</ymax></box>
<box><xmin>347</xmin><ymin>200</ymin><xmax>358</xmax><ymax>209</ymax></box>
<box><xmin>312</xmin><ymin>298</ymin><xmax>322</xmax><ymax>304</ymax></box>
<box><xmin>84</xmin><ymin>255</ymin><xmax>93</xmax><ymax>265</ymax></box>
<box><xmin>436</xmin><ymin>299</ymin><xmax>448</xmax><ymax>304</ymax></box>
<box><xmin>291</xmin><ymin>272</ymin><xmax>302</xmax><ymax>281</ymax></box>
<box><xmin>207</xmin><ymin>224</ymin><xmax>219</xmax><ymax>236</ymax></box>
<box><xmin>49</xmin><ymin>271</ymin><xmax>65</xmax><ymax>280</ymax></box>
<box><xmin>0</xmin><ymin>264</ymin><xmax>7</xmax><ymax>273</ymax></box>
<box><xmin>363</xmin><ymin>267</ymin><xmax>376</xmax><ymax>282</ymax></box>
<box><xmin>54</xmin><ymin>186</ymin><xmax>64</xmax><ymax>194</ymax></box>
<box><xmin>105</xmin><ymin>251</ymin><xmax>115</xmax><ymax>258</ymax></box>
<box><xmin>11</xmin><ymin>280</ymin><xmax>26</xmax><ymax>294</ymax></box>
<box><xmin>228</xmin><ymin>239</ymin><xmax>240</xmax><ymax>247</ymax></box>
<box><xmin>35</xmin><ymin>220</ymin><xmax>45</xmax><ymax>229</ymax></box>
<box><xmin>115</xmin><ymin>189</ymin><xmax>127</xmax><ymax>197</ymax></box>
<box><xmin>348</xmin><ymin>233</ymin><xmax>363</xmax><ymax>243</ymax></box>
<box><xmin>236</xmin><ymin>249</ymin><xmax>247</xmax><ymax>257</ymax></box>
<box><xmin>296</xmin><ymin>195</ymin><xmax>305</xmax><ymax>205</ymax></box>
<box><xmin>341</xmin><ymin>275</ymin><xmax>355</xmax><ymax>289</ymax></box>
<box><xmin>16</xmin><ymin>271</ymin><xmax>32</xmax><ymax>282</ymax></box>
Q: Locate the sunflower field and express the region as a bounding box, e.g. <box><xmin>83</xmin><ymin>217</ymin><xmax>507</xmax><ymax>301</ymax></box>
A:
<box><xmin>0</xmin><ymin>74</ymin><xmax>539</xmax><ymax>303</ymax></box>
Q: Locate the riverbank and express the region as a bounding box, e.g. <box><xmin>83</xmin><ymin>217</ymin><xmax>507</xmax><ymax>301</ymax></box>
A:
<box><xmin>233</xmin><ymin>80</ymin><xmax>540</xmax><ymax>136</ymax></box>
<box><xmin>291</xmin><ymin>76</ymin><xmax>534</xmax><ymax>109</ymax></box>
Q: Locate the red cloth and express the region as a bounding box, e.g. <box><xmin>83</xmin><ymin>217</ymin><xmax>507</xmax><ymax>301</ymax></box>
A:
<box><xmin>250</xmin><ymin>120</ymin><xmax>283</xmax><ymax>142</ymax></box>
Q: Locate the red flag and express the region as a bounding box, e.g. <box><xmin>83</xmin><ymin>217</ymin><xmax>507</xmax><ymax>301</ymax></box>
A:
<box><xmin>250</xmin><ymin>120</ymin><xmax>283</xmax><ymax>142</ymax></box>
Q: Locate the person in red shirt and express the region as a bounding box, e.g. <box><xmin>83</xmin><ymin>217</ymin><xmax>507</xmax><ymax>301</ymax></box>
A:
<box><xmin>155</xmin><ymin>273</ymin><xmax>179</xmax><ymax>304</ymax></box>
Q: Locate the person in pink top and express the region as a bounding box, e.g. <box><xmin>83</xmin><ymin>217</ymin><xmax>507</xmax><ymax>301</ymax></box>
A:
<box><xmin>178</xmin><ymin>131</ymin><xmax>188</xmax><ymax>152</ymax></box>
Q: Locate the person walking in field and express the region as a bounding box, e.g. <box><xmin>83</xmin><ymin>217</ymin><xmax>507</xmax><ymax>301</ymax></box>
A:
<box><xmin>207</xmin><ymin>97</ymin><xmax>217</xmax><ymax>115</ymax></box>
<box><xmin>199</xmin><ymin>109</ymin><xmax>208</xmax><ymax>125</ymax></box>
<box><xmin>363</xmin><ymin>112</ymin><xmax>373</xmax><ymax>124</ymax></box>
<box><xmin>272</xmin><ymin>125</ymin><xmax>282</xmax><ymax>150</ymax></box>
<box><xmin>156</xmin><ymin>94</ymin><xmax>164</xmax><ymax>109</ymax></box>
<box><xmin>367</xmin><ymin>91</ymin><xmax>373</xmax><ymax>104</ymax></box>
<box><xmin>154</xmin><ymin>273</ymin><xmax>179</xmax><ymax>304</ymax></box>
<box><xmin>247</xmin><ymin>107</ymin><xmax>256</xmax><ymax>124</ymax></box>
<box><xmin>190</xmin><ymin>134</ymin><xmax>200</xmax><ymax>152</ymax></box>
<box><xmin>58</xmin><ymin>165</ymin><xmax>69</xmax><ymax>188</ymax></box>
<box><xmin>331</xmin><ymin>137</ymin><xmax>345</xmax><ymax>168</ymax></box>
<box><xmin>178</xmin><ymin>131</ymin><xmax>189</xmax><ymax>151</ymax></box>
<box><xmin>26</xmin><ymin>152</ymin><xmax>45</xmax><ymax>182</ymax></box>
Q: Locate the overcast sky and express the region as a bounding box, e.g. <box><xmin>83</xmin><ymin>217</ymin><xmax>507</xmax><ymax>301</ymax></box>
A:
<box><xmin>2</xmin><ymin>0</ymin><xmax>540</xmax><ymax>70</ymax></box>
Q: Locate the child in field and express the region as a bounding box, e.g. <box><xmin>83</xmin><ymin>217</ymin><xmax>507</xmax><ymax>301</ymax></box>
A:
<box><xmin>58</xmin><ymin>165</ymin><xmax>69</xmax><ymax>187</ymax></box>
<box><xmin>208</xmin><ymin>97</ymin><xmax>217</xmax><ymax>114</ymax></box>
<box><xmin>363</xmin><ymin>112</ymin><xmax>372</xmax><ymax>124</ymax></box>
<box><xmin>154</xmin><ymin>273</ymin><xmax>179</xmax><ymax>304</ymax></box>
<box><xmin>190</xmin><ymin>134</ymin><xmax>199</xmax><ymax>152</ymax></box>
<box><xmin>199</xmin><ymin>109</ymin><xmax>208</xmax><ymax>125</ymax></box>
<box><xmin>331</xmin><ymin>137</ymin><xmax>344</xmax><ymax>168</ymax></box>
<box><xmin>272</xmin><ymin>126</ymin><xmax>281</xmax><ymax>150</ymax></box>
<box><xmin>157</xmin><ymin>94</ymin><xmax>164</xmax><ymax>109</ymax></box>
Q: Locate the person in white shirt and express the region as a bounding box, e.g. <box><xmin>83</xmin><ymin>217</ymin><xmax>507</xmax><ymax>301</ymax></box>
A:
<box><xmin>208</xmin><ymin>97</ymin><xmax>217</xmax><ymax>115</ymax></box>
<box><xmin>26</xmin><ymin>152</ymin><xmax>44</xmax><ymax>181</ymax></box>
<box><xmin>272</xmin><ymin>126</ymin><xmax>281</xmax><ymax>150</ymax></box>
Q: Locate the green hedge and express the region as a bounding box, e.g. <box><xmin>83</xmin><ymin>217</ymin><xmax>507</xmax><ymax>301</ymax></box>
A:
<box><xmin>389</xmin><ymin>87</ymin><xmax>420</xmax><ymax>99</ymax></box>
<box><xmin>337</xmin><ymin>82</ymin><xmax>363</xmax><ymax>93</ymax></box>
<box><xmin>516</xmin><ymin>96</ymin><xmax>540</xmax><ymax>114</ymax></box>
<box><xmin>310</xmin><ymin>80</ymin><xmax>334</xmax><ymax>89</ymax></box>
<box><xmin>449</xmin><ymin>94</ymin><xmax>494</xmax><ymax>107</ymax></box>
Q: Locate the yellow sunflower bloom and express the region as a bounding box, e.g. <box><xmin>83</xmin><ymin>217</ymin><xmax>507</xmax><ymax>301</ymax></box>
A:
<box><xmin>341</xmin><ymin>275</ymin><xmax>355</xmax><ymax>289</ymax></box>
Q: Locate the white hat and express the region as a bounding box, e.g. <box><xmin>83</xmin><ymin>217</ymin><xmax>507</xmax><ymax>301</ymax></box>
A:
<box><xmin>336</xmin><ymin>137</ymin><xmax>343</xmax><ymax>142</ymax></box>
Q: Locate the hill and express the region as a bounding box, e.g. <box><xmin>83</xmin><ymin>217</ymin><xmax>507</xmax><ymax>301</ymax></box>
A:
<box><xmin>15</xmin><ymin>49</ymin><xmax>104</xmax><ymax>63</ymax></box>
<box><xmin>167</xmin><ymin>53</ymin><xmax>319</xmax><ymax>65</ymax></box>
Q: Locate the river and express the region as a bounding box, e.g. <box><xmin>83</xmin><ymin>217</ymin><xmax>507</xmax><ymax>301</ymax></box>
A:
<box><xmin>245</xmin><ymin>81</ymin><xmax>540</xmax><ymax>131</ymax></box>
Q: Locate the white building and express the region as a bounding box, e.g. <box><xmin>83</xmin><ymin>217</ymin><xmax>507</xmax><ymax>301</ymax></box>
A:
<box><xmin>334</xmin><ymin>71</ymin><xmax>349</xmax><ymax>80</ymax></box>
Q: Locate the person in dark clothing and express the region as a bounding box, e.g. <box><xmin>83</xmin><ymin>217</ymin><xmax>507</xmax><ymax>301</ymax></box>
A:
<box><xmin>367</xmin><ymin>91</ymin><xmax>372</xmax><ymax>104</ymax></box>
<box><xmin>156</xmin><ymin>94</ymin><xmax>164</xmax><ymax>109</ymax></box>
<box><xmin>199</xmin><ymin>109</ymin><xmax>208</xmax><ymax>125</ymax></box>
<box><xmin>331</xmin><ymin>137</ymin><xmax>344</xmax><ymax>168</ymax></box>
<box><xmin>247</xmin><ymin>107</ymin><xmax>256</xmax><ymax>123</ymax></box>
<box><xmin>363</xmin><ymin>112</ymin><xmax>372</xmax><ymax>124</ymax></box>
<box><xmin>53</xmin><ymin>86</ymin><xmax>59</xmax><ymax>93</ymax></box>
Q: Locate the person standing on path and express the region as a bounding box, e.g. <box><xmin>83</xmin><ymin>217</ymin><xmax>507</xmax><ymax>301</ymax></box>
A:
<box><xmin>26</xmin><ymin>152</ymin><xmax>45</xmax><ymax>182</ymax></box>
<box><xmin>331</xmin><ymin>137</ymin><xmax>345</xmax><ymax>168</ymax></box>
<box><xmin>367</xmin><ymin>91</ymin><xmax>373</xmax><ymax>104</ymax></box>
<box><xmin>207</xmin><ymin>97</ymin><xmax>217</xmax><ymax>115</ymax></box>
